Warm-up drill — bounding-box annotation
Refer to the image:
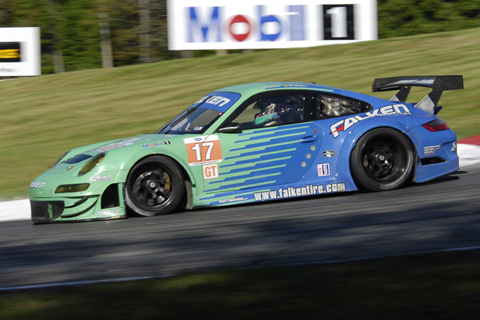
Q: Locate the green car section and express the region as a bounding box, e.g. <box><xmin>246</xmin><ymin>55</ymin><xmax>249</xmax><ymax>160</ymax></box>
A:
<box><xmin>29</xmin><ymin>134</ymin><xmax>195</xmax><ymax>222</ymax></box>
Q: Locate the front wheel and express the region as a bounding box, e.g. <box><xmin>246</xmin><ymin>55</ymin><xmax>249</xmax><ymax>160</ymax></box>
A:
<box><xmin>125</xmin><ymin>156</ymin><xmax>185</xmax><ymax>216</ymax></box>
<box><xmin>350</xmin><ymin>128</ymin><xmax>414</xmax><ymax>191</ymax></box>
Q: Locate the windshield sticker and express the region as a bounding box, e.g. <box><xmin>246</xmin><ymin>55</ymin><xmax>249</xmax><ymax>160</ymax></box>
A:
<box><xmin>262</xmin><ymin>84</ymin><xmax>308</xmax><ymax>90</ymax></box>
<box><xmin>194</xmin><ymin>92</ymin><xmax>241</xmax><ymax>111</ymax></box>
<box><xmin>184</xmin><ymin>135</ymin><xmax>223</xmax><ymax>166</ymax></box>
<box><xmin>330</xmin><ymin>104</ymin><xmax>411</xmax><ymax>138</ymax></box>
<box><xmin>205</xmin><ymin>96</ymin><xmax>231</xmax><ymax>107</ymax></box>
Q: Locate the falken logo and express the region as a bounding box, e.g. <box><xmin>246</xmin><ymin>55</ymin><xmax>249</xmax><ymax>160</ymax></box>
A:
<box><xmin>206</xmin><ymin>96</ymin><xmax>230</xmax><ymax>107</ymax></box>
<box><xmin>330</xmin><ymin>105</ymin><xmax>411</xmax><ymax>138</ymax></box>
<box><xmin>30</xmin><ymin>182</ymin><xmax>46</xmax><ymax>188</ymax></box>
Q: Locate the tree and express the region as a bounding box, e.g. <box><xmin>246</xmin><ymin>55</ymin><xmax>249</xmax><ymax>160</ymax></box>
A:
<box><xmin>97</xmin><ymin>0</ymin><xmax>113</xmax><ymax>68</ymax></box>
<box><xmin>44</xmin><ymin>0</ymin><xmax>64</xmax><ymax>73</ymax></box>
<box><xmin>138</xmin><ymin>0</ymin><xmax>150</xmax><ymax>63</ymax></box>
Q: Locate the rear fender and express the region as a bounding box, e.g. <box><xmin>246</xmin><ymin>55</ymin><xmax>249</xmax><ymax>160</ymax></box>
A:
<box><xmin>335</xmin><ymin>118</ymin><xmax>417</xmax><ymax>189</ymax></box>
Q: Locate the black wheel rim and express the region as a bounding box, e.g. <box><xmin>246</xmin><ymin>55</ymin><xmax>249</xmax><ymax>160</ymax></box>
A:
<box><xmin>361</xmin><ymin>137</ymin><xmax>405</xmax><ymax>182</ymax></box>
<box><xmin>131</xmin><ymin>165</ymin><xmax>172</xmax><ymax>208</ymax></box>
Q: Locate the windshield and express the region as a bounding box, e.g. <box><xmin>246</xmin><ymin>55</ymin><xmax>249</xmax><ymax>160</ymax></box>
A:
<box><xmin>157</xmin><ymin>108</ymin><xmax>222</xmax><ymax>134</ymax></box>
<box><xmin>156</xmin><ymin>91</ymin><xmax>241</xmax><ymax>134</ymax></box>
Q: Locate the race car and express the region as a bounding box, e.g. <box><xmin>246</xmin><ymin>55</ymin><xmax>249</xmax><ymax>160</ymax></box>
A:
<box><xmin>29</xmin><ymin>75</ymin><xmax>464</xmax><ymax>223</ymax></box>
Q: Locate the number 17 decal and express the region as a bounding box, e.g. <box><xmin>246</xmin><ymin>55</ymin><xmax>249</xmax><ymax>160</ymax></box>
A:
<box><xmin>184</xmin><ymin>135</ymin><xmax>223</xmax><ymax>166</ymax></box>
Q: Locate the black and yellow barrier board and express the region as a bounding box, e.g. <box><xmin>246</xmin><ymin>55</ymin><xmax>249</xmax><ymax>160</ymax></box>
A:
<box><xmin>0</xmin><ymin>42</ymin><xmax>21</xmax><ymax>62</ymax></box>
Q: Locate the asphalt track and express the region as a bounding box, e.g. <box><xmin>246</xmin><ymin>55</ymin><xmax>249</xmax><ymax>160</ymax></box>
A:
<box><xmin>1</xmin><ymin>161</ymin><xmax>480</xmax><ymax>290</ymax></box>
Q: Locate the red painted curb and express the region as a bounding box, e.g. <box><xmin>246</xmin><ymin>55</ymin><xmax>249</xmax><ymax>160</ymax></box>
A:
<box><xmin>458</xmin><ymin>135</ymin><xmax>480</xmax><ymax>146</ymax></box>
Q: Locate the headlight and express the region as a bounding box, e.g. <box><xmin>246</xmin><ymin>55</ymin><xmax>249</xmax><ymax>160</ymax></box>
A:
<box><xmin>78</xmin><ymin>153</ymin><xmax>105</xmax><ymax>176</ymax></box>
<box><xmin>55</xmin><ymin>183</ymin><xmax>90</xmax><ymax>193</ymax></box>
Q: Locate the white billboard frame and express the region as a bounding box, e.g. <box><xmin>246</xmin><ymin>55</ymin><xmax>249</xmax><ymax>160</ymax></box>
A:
<box><xmin>168</xmin><ymin>0</ymin><xmax>377</xmax><ymax>50</ymax></box>
<box><xmin>0</xmin><ymin>27</ymin><xmax>41</xmax><ymax>77</ymax></box>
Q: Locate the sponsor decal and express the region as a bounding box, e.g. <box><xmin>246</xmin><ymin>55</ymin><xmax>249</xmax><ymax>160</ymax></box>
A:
<box><xmin>30</xmin><ymin>181</ymin><xmax>46</xmax><ymax>188</ymax></box>
<box><xmin>451</xmin><ymin>142</ymin><xmax>457</xmax><ymax>152</ymax></box>
<box><xmin>203</xmin><ymin>164</ymin><xmax>219</xmax><ymax>179</ymax></box>
<box><xmin>142</xmin><ymin>141</ymin><xmax>170</xmax><ymax>148</ymax></box>
<box><xmin>219</xmin><ymin>197</ymin><xmax>249</xmax><ymax>204</ymax></box>
<box><xmin>68</xmin><ymin>165</ymin><xmax>74</xmax><ymax>171</ymax></box>
<box><xmin>205</xmin><ymin>95</ymin><xmax>231</xmax><ymax>107</ymax></box>
<box><xmin>317</xmin><ymin>163</ymin><xmax>330</xmax><ymax>177</ymax></box>
<box><xmin>424</xmin><ymin>145</ymin><xmax>440</xmax><ymax>156</ymax></box>
<box><xmin>263</xmin><ymin>84</ymin><xmax>308</xmax><ymax>90</ymax></box>
<box><xmin>330</xmin><ymin>105</ymin><xmax>411</xmax><ymax>138</ymax></box>
<box><xmin>98</xmin><ymin>208</ymin><xmax>122</xmax><ymax>216</ymax></box>
<box><xmin>89</xmin><ymin>174</ymin><xmax>112</xmax><ymax>182</ymax></box>
<box><xmin>97</xmin><ymin>138</ymin><xmax>141</xmax><ymax>152</ymax></box>
<box><xmin>390</xmin><ymin>79</ymin><xmax>435</xmax><ymax>87</ymax></box>
<box><xmin>321</xmin><ymin>150</ymin><xmax>336</xmax><ymax>157</ymax></box>
<box><xmin>184</xmin><ymin>135</ymin><xmax>223</xmax><ymax>166</ymax></box>
<box><xmin>254</xmin><ymin>183</ymin><xmax>346</xmax><ymax>201</ymax></box>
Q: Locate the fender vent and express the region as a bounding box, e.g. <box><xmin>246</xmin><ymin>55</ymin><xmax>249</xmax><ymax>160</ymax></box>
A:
<box><xmin>101</xmin><ymin>184</ymin><xmax>120</xmax><ymax>209</ymax></box>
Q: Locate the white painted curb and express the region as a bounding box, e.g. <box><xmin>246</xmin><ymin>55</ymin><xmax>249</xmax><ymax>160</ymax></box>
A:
<box><xmin>1</xmin><ymin>143</ymin><xmax>480</xmax><ymax>222</ymax></box>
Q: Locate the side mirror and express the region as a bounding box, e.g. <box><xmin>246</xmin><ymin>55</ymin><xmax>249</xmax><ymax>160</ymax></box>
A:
<box><xmin>217</xmin><ymin>123</ymin><xmax>242</xmax><ymax>133</ymax></box>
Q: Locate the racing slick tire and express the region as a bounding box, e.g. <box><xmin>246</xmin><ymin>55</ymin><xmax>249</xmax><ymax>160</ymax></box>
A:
<box><xmin>125</xmin><ymin>155</ymin><xmax>185</xmax><ymax>217</ymax></box>
<box><xmin>350</xmin><ymin>128</ymin><xmax>414</xmax><ymax>192</ymax></box>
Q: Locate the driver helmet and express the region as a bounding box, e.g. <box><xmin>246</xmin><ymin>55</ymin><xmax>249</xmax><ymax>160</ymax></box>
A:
<box><xmin>254</xmin><ymin>98</ymin><xmax>283</xmax><ymax>125</ymax></box>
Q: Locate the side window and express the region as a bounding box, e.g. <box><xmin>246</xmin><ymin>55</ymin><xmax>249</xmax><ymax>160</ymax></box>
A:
<box><xmin>229</xmin><ymin>92</ymin><xmax>306</xmax><ymax>130</ymax></box>
<box><xmin>314</xmin><ymin>94</ymin><xmax>370</xmax><ymax>119</ymax></box>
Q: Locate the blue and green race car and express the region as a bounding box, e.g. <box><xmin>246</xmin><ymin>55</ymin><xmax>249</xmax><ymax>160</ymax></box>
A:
<box><xmin>29</xmin><ymin>76</ymin><xmax>463</xmax><ymax>222</ymax></box>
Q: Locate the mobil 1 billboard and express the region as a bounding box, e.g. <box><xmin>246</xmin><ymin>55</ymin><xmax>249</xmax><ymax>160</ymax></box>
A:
<box><xmin>168</xmin><ymin>0</ymin><xmax>377</xmax><ymax>50</ymax></box>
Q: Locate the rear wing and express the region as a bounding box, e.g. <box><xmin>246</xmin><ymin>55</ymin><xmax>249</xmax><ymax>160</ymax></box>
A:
<box><xmin>372</xmin><ymin>76</ymin><xmax>464</xmax><ymax>114</ymax></box>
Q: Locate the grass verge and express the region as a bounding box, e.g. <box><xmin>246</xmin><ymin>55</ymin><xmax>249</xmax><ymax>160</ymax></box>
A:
<box><xmin>1</xmin><ymin>250</ymin><xmax>480</xmax><ymax>319</ymax></box>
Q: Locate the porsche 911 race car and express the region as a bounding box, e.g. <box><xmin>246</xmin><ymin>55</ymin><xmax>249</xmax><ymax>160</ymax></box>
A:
<box><xmin>29</xmin><ymin>75</ymin><xmax>463</xmax><ymax>223</ymax></box>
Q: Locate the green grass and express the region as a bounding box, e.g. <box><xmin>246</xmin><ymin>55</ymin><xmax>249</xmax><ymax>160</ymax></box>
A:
<box><xmin>1</xmin><ymin>28</ymin><xmax>479</xmax><ymax>199</ymax></box>
<box><xmin>1</xmin><ymin>250</ymin><xmax>480</xmax><ymax>319</ymax></box>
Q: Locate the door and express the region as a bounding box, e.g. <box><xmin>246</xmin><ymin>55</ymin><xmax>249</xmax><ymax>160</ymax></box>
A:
<box><xmin>201</xmin><ymin>91</ymin><xmax>323</xmax><ymax>195</ymax></box>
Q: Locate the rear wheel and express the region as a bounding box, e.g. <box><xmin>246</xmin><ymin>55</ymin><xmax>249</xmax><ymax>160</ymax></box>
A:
<box><xmin>350</xmin><ymin>128</ymin><xmax>414</xmax><ymax>191</ymax></box>
<box><xmin>125</xmin><ymin>156</ymin><xmax>185</xmax><ymax>216</ymax></box>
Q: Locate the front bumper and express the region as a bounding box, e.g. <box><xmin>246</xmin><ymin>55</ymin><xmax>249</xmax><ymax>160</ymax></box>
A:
<box><xmin>30</xmin><ymin>184</ymin><xmax>127</xmax><ymax>223</ymax></box>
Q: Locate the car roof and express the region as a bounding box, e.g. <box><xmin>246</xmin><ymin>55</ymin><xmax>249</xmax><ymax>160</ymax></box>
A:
<box><xmin>215</xmin><ymin>81</ymin><xmax>393</xmax><ymax>107</ymax></box>
<box><xmin>217</xmin><ymin>82</ymin><xmax>339</xmax><ymax>96</ymax></box>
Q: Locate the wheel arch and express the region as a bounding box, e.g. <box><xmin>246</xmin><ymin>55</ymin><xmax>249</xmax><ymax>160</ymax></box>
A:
<box><xmin>335</xmin><ymin>120</ymin><xmax>418</xmax><ymax>190</ymax></box>
<box><xmin>124</xmin><ymin>152</ymin><xmax>196</xmax><ymax>211</ymax></box>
